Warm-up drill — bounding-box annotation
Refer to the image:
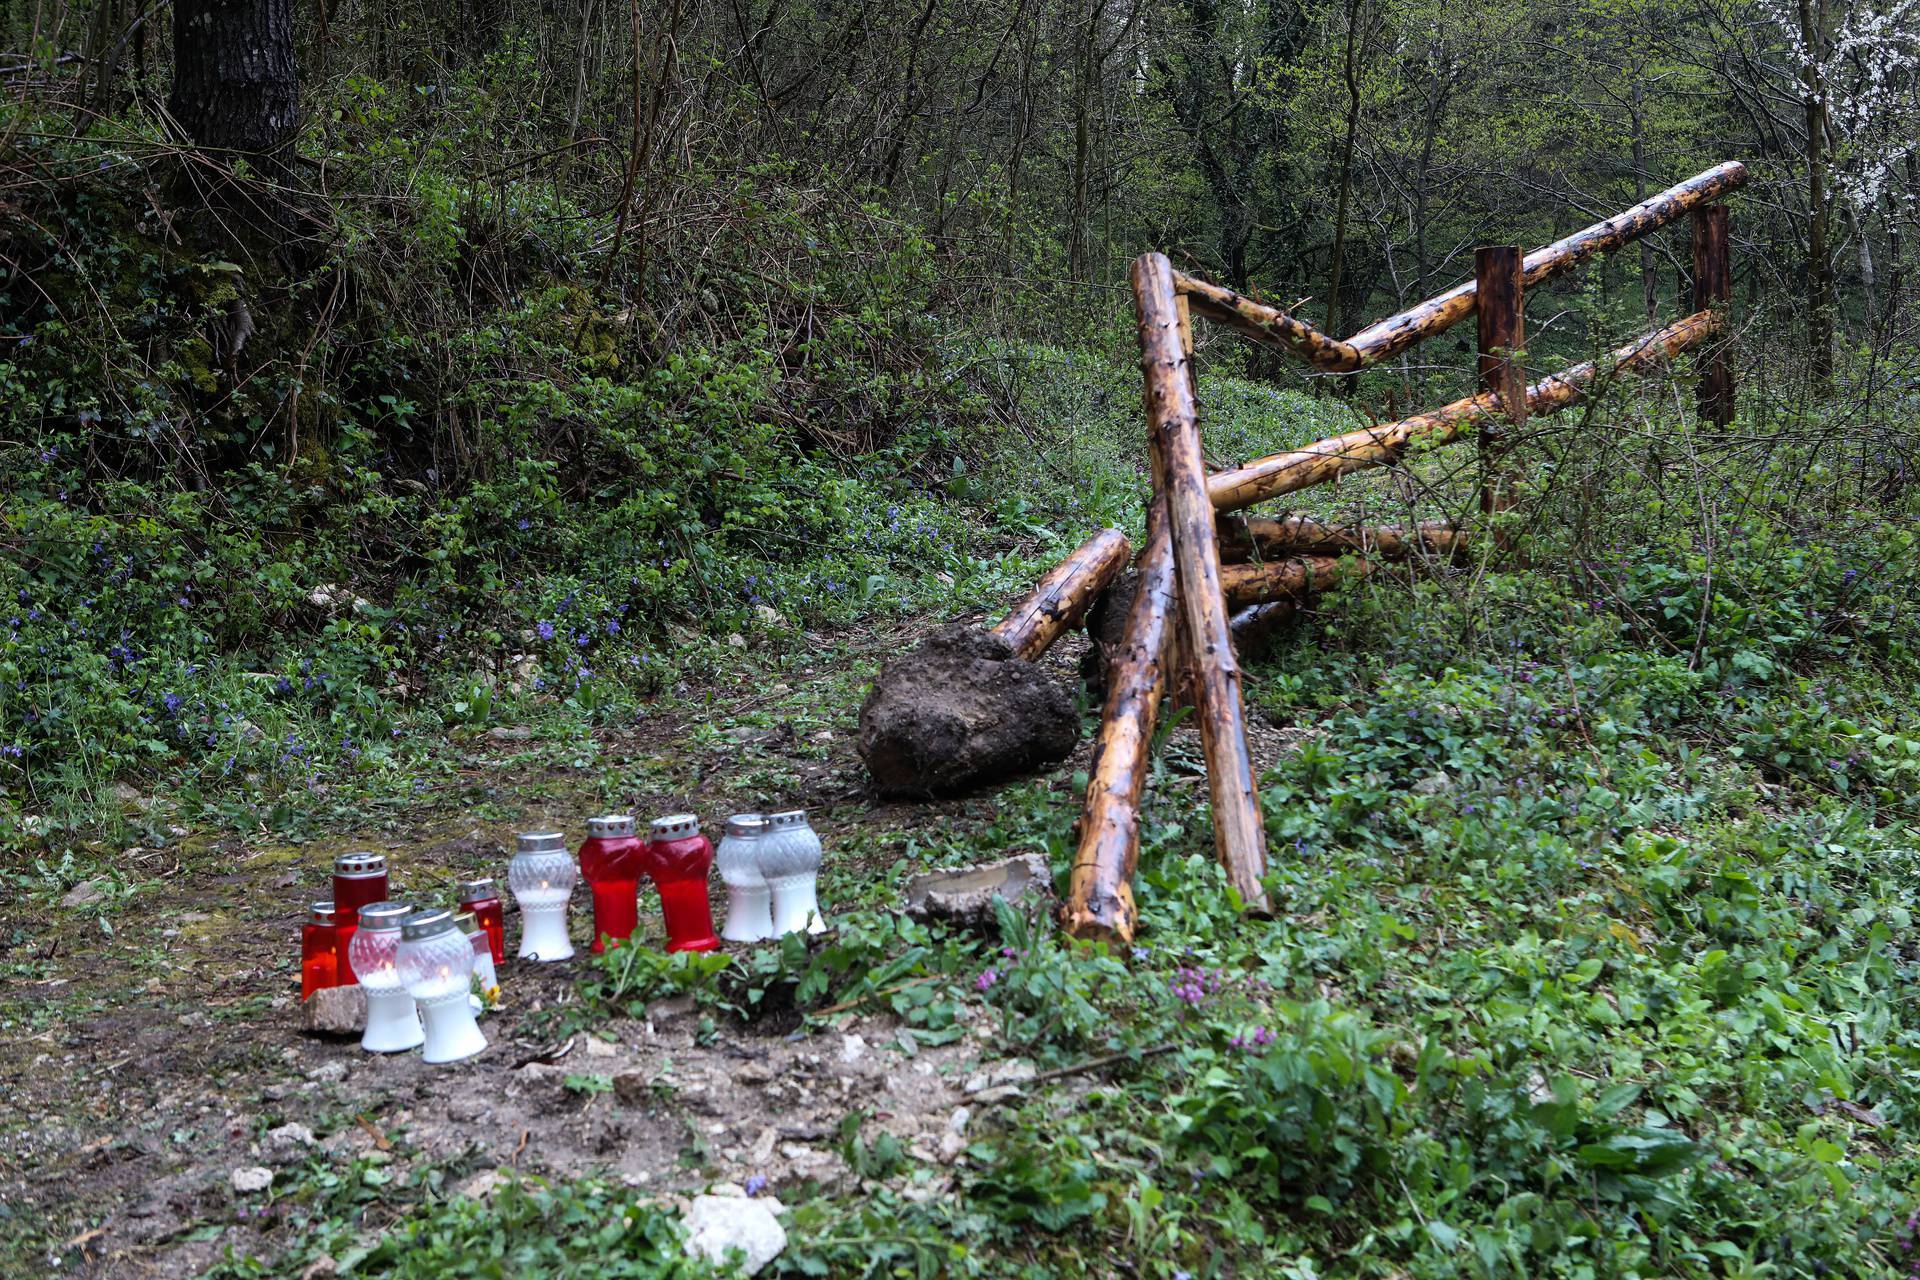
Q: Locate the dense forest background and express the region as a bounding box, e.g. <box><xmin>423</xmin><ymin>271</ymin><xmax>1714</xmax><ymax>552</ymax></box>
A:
<box><xmin>3</xmin><ymin>0</ymin><xmax>1917</xmax><ymax>812</ymax></box>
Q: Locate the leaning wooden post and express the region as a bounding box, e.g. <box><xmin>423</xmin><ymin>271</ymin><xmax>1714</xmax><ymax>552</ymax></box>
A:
<box><xmin>1132</xmin><ymin>252</ymin><xmax>1269</xmax><ymax>912</ymax></box>
<box><xmin>1475</xmin><ymin>245</ymin><xmax>1525</xmax><ymax>527</ymax></box>
<box><xmin>1690</xmin><ymin>205</ymin><xmax>1734</xmax><ymax>425</ymax></box>
<box><xmin>1063</xmin><ymin>500</ymin><xmax>1176</xmax><ymax>942</ymax></box>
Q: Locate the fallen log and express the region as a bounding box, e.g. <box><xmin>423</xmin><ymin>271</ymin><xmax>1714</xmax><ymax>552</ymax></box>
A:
<box><xmin>1219</xmin><ymin>556</ymin><xmax>1377</xmax><ymax>610</ymax></box>
<box><xmin>1175</xmin><ymin>162</ymin><xmax>1746</xmax><ymax>372</ymax></box>
<box><xmin>990</xmin><ymin>527</ymin><xmax>1132</xmax><ymax>661</ymax></box>
<box><xmin>1206</xmin><ymin>309</ymin><xmax>1722</xmax><ymax>514</ymax></box>
<box><xmin>1133</xmin><ymin>252</ymin><xmax>1269</xmax><ymax>913</ymax></box>
<box><xmin>1062</xmin><ymin>497</ymin><xmax>1176</xmax><ymax>942</ymax></box>
<box><xmin>1217</xmin><ymin>515</ymin><xmax>1467</xmax><ymax>563</ymax></box>
<box><xmin>1227</xmin><ymin>600</ymin><xmax>1298</xmax><ymax>658</ymax></box>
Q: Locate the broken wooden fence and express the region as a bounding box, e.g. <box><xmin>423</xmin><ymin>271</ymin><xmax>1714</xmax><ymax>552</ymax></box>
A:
<box><xmin>1013</xmin><ymin>162</ymin><xmax>1748</xmax><ymax>943</ymax></box>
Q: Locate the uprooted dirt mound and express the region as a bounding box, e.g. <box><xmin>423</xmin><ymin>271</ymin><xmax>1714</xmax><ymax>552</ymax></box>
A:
<box><xmin>857</xmin><ymin>624</ymin><xmax>1079</xmax><ymax>797</ymax></box>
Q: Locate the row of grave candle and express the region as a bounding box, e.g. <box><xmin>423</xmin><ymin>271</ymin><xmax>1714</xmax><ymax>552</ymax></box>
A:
<box><xmin>299</xmin><ymin>811</ymin><xmax>828</xmax><ymax>1061</ymax></box>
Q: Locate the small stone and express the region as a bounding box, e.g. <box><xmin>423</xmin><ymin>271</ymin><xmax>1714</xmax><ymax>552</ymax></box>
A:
<box><xmin>455</xmin><ymin>1169</ymin><xmax>509</xmax><ymax>1201</ymax></box>
<box><xmin>486</xmin><ymin>726</ymin><xmax>534</xmax><ymax>742</ymax></box>
<box><xmin>727</xmin><ymin>633</ymin><xmax>748</xmax><ymax>650</ymax></box>
<box><xmin>582</xmin><ymin>1035</ymin><xmax>619</xmax><ymax>1058</ymax></box>
<box><xmin>305</xmin><ymin>1060</ymin><xmax>349</xmax><ymax>1084</ymax></box>
<box><xmin>301</xmin><ymin>985</ymin><xmax>366</xmax><ymax>1037</ymax></box>
<box><xmin>1412</xmin><ymin>770</ymin><xmax>1452</xmax><ymax>796</ymax></box>
<box><xmin>839</xmin><ymin>1035</ymin><xmax>867</xmax><ymax>1065</ymax></box>
<box><xmin>61</xmin><ymin>880</ymin><xmax>105</xmax><ymax>908</ymax></box>
<box><xmin>612</xmin><ymin>1072</ymin><xmax>652</xmax><ymax>1106</ymax></box>
<box><xmin>947</xmin><ymin>1106</ymin><xmax>972</xmax><ymax>1133</ymax></box>
<box><xmin>754</xmin><ymin>604</ymin><xmax>785</xmax><ymax>627</ymax></box>
<box><xmin>230</xmin><ymin>1166</ymin><xmax>274</xmax><ymax>1194</ymax></box>
<box><xmin>647</xmin><ymin>995</ymin><xmax>698</xmax><ymax>1025</ymax></box>
<box><xmin>235</xmin><ymin>719</ymin><xmax>266</xmax><ymax>745</ymax></box>
<box><xmin>262</xmin><ymin>1123</ymin><xmax>316</xmax><ymax>1164</ymax></box>
<box><xmin>446</xmin><ymin>1095</ymin><xmax>488</xmax><ymax>1123</ymax></box>
<box><xmin>682</xmin><ymin>1195</ymin><xmax>787</xmax><ymax>1275</ymax></box>
<box><xmin>734</xmin><ymin>1062</ymin><xmax>773</xmax><ymax>1086</ymax></box>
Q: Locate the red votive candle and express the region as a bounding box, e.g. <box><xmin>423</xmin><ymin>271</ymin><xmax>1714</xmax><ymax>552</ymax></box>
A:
<box><xmin>644</xmin><ymin>814</ymin><xmax>720</xmax><ymax>953</ymax></box>
<box><xmin>457</xmin><ymin>877</ymin><xmax>506</xmax><ymax>965</ymax></box>
<box><xmin>580</xmin><ymin>815</ymin><xmax>644</xmax><ymax>953</ymax></box>
<box><xmin>301</xmin><ymin>902</ymin><xmax>339</xmax><ymax>999</ymax></box>
<box><xmin>331</xmin><ymin>852</ymin><xmax>389</xmax><ymax>985</ymax></box>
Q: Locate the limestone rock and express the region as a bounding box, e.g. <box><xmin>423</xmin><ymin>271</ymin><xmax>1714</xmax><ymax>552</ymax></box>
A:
<box><xmin>230</xmin><ymin>1166</ymin><xmax>274</xmax><ymax>1194</ymax></box>
<box><xmin>682</xmin><ymin>1194</ymin><xmax>787</xmax><ymax>1275</ymax></box>
<box><xmin>301</xmin><ymin>985</ymin><xmax>365</xmax><ymax>1037</ymax></box>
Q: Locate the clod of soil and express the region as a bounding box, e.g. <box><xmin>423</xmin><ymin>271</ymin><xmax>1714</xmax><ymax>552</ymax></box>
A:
<box><xmin>857</xmin><ymin>624</ymin><xmax>1079</xmax><ymax>797</ymax></box>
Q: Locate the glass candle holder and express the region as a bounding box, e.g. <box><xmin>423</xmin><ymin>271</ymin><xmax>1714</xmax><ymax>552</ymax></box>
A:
<box><xmin>764</xmin><ymin>809</ymin><xmax>828</xmax><ymax>936</ymax></box>
<box><xmin>508</xmin><ymin>831</ymin><xmax>576</xmax><ymax>962</ymax></box>
<box><xmin>301</xmin><ymin>902</ymin><xmax>340</xmax><ymax>1000</ymax></box>
<box><xmin>332</xmin><ymin>852</ymin><xmax>390</xmax><ymax>985</ymax></box>
<box><xmin>716</xmin><ymin>814</ymin><xmax>773</xmax><ymax>943</ymax></box>
<box><xmin>347</xmin><ymin>901</ymin><xmax>423</xmax><ymax>1053</ymax></box>
<box><xmin>456</xmin><ymin>911</ymin><xmax>500</xmax><ymax>1010</ymax></box>
<box><xmin>456</xmin><ymin>877</ymin><xmax>506</xmax><ymax>965</ymax></box>
<box><xmin>398</xmin><ymin>909</ymin><xmax>488</xmax><ymax>1064</ymax></box>
<box><xmin>645</xmin><ymin>814</ymin><xmax>720</xmax><ymax>953</ymax></box>
<box><xmin>580</xmin><ymin>814</ymin><xmax>644</xmax><ymax>954</ymax></box>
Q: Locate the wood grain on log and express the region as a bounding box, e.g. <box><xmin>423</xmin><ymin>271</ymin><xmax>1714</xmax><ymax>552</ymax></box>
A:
<box><xmin>992</xmin><ymin>527</ymin><xmax>1133</xmax><ymax>661</ymax></box>
<box><xmin>1219</xmin><ymin>556</ymin><xmax>1376</xmax><ymax>609</ymax></box>
<box><xmin>1175</xmin><ymin>162</ymin><xmax>1746</xmax><ymax>372</ymax></box>
<box><xmin>1062</xmin><ymin>499</ymin><xmax>1175</xmax><ymax>943</ymax></box>
<box><xmin>1217</xmin><ymin>515</ymin><xmax>1467</xmax><ymax>563</ymax></box>
<box><xmin>1205</xmin><ymin>309</ymin><xmax>1723</xmax><ymax>514</ymax></box>
<box><xmin>1133</xmin><ymin>252</ymin><xmax>1270</xmax><ymax>913</ymax></box>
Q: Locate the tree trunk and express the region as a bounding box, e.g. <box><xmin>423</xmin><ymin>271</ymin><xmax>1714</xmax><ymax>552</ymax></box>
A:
<box><xmin>1323</xmin><ymin>0</ymin><xmax>1365</xmax><ymax>336</ymax></box>
<box><xmin>170</xmin><ymin>0</ymin><xmax>299</xmax><ymax>169</ymax></box>
<box><xmin>1797</xmin><ymin>0</ymin><xmax>1834</xmax><ymax>391</ymax></box>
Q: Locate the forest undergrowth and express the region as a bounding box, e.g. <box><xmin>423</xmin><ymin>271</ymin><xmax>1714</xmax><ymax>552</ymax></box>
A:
<box><xmin>5</xmin><ymin>84</ymin><xmax>1920</xmax><ymax>1280</ymax></box>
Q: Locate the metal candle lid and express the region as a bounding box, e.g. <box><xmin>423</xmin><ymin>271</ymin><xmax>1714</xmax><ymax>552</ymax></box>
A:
<box><xmin>768</xmin><ymin>809</ymin><xmax>809</xmax><ymax>830</ymax></box>
<box><xmin>334</xmin><ymin>851</ymin><xmax>388</xmax><ymax>878</ymax></box>
<box><xmin>455</xmin><ymin>877</ymin><xmax>497</xmax><ymax>901</ymax></box>
<box><xmin>309</xmin><ymin>902</ymin><xmax>338</xmax><ymax>925</ymax></box>
<box><xmin>453</xmin><ymin>911</ymin><xmax>480</xmax><ymax>936</ymax></box>
<box><xmin>650</xmin><ymin>813</ymin><xmax>700</xmax><ymax>840</ymax></box>
<box><xmin>400</xmin><ymin>907</ymin><xmax>456</xmax><ymax>941</ymax></box>
<box><xmin>588</xmin><ymin>815</ymin><xmax>637</xmax><ymax>838</ymax></box>
<box><xmin>516</xmin><ymin>831</ymin><xmax>568</xmax><ymax>855</ymax></box>
<box><xmin>358</xmin><ymin>901</ymin><xmax>412</xmax><ymax>931</ymax></box>
<box><xmin>724</xmin><ymin>814</ymin><xmax>768</xmax><ymax>838</ymax></box>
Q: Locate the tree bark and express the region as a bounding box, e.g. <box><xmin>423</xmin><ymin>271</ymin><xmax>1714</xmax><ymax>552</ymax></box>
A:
<box><xmin>991</xmin><ymin>528</ymin><xmax>1133</xmax><ymax>662</ymax></box>
<box><xmin>1475</xmin><ymin>245</ymin><xmax>1525</xmax><ymax>526</ymax></box>
<box><xmin>1797</xmin><ymin>0</ymin><xmax>1833</xmax><ymax>391</ymax></box>
<box><xmin>1205</xmin><ymin>309</ymin><xmax>1723</xmax><ymax>512</ymax></box>
<box><xmin>1133</xmin><ymin>251</ymin><xmax>1269</xmax><ymax>913</ymax></box>
<box><xmin>170</xmin><ymin>0</ymin><xmax>300</xmax><ymax>170</ymax></box>
<box><xmin>1690</xmin><ymin>206</ymin><xmax>1734</xmax><ymax>425</ymax></box>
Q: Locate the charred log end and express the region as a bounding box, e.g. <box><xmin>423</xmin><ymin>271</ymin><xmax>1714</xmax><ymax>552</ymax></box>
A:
<box><xmin>857</xmin><ymin>623</ymin><xmax>1080</xmax><ymax>799</ymax></box>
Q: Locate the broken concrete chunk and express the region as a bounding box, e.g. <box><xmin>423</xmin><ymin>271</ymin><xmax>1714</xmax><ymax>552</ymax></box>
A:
<box><xmin>903</xmin><ymin>851</ymin><xmax>1054</xmax><ymax>928</ymax></box>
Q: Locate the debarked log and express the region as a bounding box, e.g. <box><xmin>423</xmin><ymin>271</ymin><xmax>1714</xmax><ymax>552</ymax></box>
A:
<box><xmin>1133</xmin><ymin>251</ymin><xmax>1270</xmax><ymax>914</ymax></box>
<box><xmin>1219</xmin><ymin>556</ymin><xmax>1377</xmax><ymax>610</ymax></box>
<box><xmin>991</xmin><ymin>527</ymin><xmax>1133</xmax><ymax>661</ymax></box>
<box><xmin>1173</xmin><ymin>162</ymin><xmax>1745</xmax><ymax>372</ymax></box>
<box><xmin>1063</xmin><ymin>496</ymin><xmax>1176</xmax><ymax>942</ymax></box>
<box><xmin>1206</xmin><ymin>309</ymin><xmax>1723</xmax><ymax>514</ymax></box>
<box><xmin>1217</xmin><ymin>515</ymin><xmax>1467</xmax><ymax>563</ymax></box>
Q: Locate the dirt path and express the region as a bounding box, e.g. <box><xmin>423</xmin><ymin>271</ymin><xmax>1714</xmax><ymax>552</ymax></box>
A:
<box><xmin>0</xmin><ymin>621</ymin><xmax>1306</xmax><ymax>1278</ymax></box>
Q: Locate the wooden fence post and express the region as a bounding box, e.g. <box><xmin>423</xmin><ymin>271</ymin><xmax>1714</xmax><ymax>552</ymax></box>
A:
<box><xmin>1690</xmin><ymin>205</ymin><xmax>1734</xmax><ymax>425</ymax></box>
<box><xmin>1475</xmin><ymin>245</ymin><xmax>1525</xmax><ymax>526</ymax></box>
<box><xmin>1131</xmin><ymin>252</ymin><xmax>1269</xmax><ymax>913</ymax></box>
